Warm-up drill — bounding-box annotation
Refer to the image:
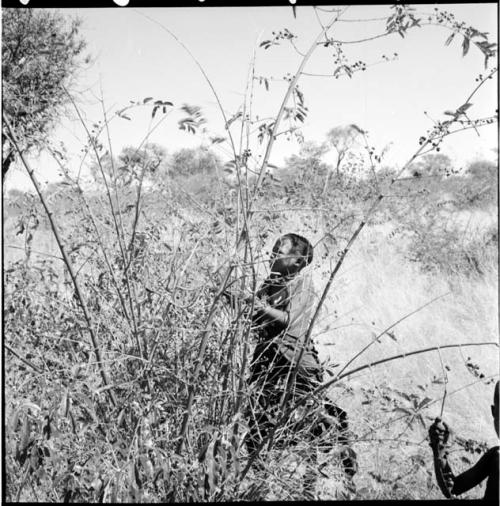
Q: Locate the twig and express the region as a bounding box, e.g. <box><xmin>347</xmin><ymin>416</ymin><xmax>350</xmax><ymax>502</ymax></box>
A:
<box><xmin>5</xmin><ymin>344</ymin><xmax>43</xmax><ymax>374</ymax></box>
<box><xmin>336</xmin><ymin>341</ymin><xmax>498</xmax><ymax>382</ymax></box>
<box><xmin>437</xmin><ymin>346</ymin><xmax>448</xmax><ymax>418</ymax></box>
<box><xmin>336</xmin><ymin>292</ymin><xmax>451</xmax><ymax>379</ymax></box>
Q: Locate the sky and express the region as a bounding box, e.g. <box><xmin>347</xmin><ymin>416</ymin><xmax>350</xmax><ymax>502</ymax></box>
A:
<box><xmin>3</xmin><ymin>3</ymin><xmax>499</xmax><ymax>191</ymax></box>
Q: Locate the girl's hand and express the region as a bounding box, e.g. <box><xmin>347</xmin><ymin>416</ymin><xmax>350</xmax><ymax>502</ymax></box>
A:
<box><xmin>429</xmin><ymin>418</ymin><xmax>451</xmax><ymax>451</ymax></box>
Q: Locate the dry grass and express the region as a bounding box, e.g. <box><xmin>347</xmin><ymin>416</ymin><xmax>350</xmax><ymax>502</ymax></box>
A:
<box><xmin>310</xmin><ymin>218</ymin><xmax>498</xmax><ymax>499</ymax></box>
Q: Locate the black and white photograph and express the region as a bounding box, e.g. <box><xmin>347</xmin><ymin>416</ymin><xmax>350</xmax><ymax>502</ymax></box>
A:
<box><xmin>2</xmin><ymin>1</ymin><xmax>499</xmax><ymax>502</ymax></box>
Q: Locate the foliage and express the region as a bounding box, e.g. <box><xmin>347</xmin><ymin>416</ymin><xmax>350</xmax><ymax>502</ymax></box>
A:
<box><xmin>89</xmin><ymin>143</ymin><xmax>168</xmax><ymax>186</ymax></box>
<box><xmin>326</xmin><ymin>124</ymin><xmax>365</xmax><ymax>177</ymax></box>
<box><xmin>408</xmin><ymin>153</ymin><xmax>454</xmax><ymax>179</ymax></box>
<box><xmin>466</xmin><ymin>158</ymin><xmax>497</xmax><ymax>180</ymax></box>
<box><xmin>2</xmin><ymin>9</ymin><xmax>87</xmax><ymax>179</ymax></box>
<box><xmin>168</xmin><ymin>146</ymin><xmax>222</xmax><ymax>179</ymax></box>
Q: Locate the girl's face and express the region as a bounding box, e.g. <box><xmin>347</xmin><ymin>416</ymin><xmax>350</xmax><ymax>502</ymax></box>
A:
<box><xmin>270</xmin><ymin>240</ymin><xmax>304</xmax><ymax>277</ymax></box>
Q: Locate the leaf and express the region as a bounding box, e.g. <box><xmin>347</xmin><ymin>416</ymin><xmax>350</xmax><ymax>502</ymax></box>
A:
<box><xmin>386</xmin><ymin>330</ymin><xmax>397</xmax><ymax>341</ymax></box>
<box><xmin>15</xmin><ymin>221</ymin><xmax>25</xmax><ymax>236</ymax></box>
<box><xmin>397</xmin><ymin>391</ymin><xmax>412</xmax><ymax>402</ymax></box>
<box><xmin>393</xmin><ymin>407</ymin><xmax>412</xmax><ymax>415</ymax></box>
<box><xmin>10</xmin><ymin>409</ymin><xmax>20</xmax><ymax>431</ymax></box>
<box><xmin>143</xmin><ymin>97</ymin><xmax>153</xmax><ymax>103</ymax></box>
<box><xmin>457</xmin><ymin>102</ymin><xmax>473</xmax><ymax>113</ymax></box>
<box><xmin>19</xmin><ymin>416</ymin><xmax>31</xmax><ymax>456</ymax></box>
<box><xmin>444</xmin><ymin>33</ymin><xmax>455</xmax><ymax>46</ymax></box>
<box><xmin>432</xmin><ymin>377</ymin><xmax>444</xmax><ymax>384</ymax></box>
<box><xmin>134</xmin><ymin>461</ymin><xmax>142</xmax><ymax>488</ymax></box>
<box><xmin>210</xmin><ymin>136</ymin><xmax>226</xmax><ymax>145</ymax></box>
<box><xmin>417</xmin><ymin>397</ymin><xmax>432</xmax><ymax>409</ymax></box>
<box><xmin>350</xmin><ymin>124</ymin><xmax>366</xmax><ymax>134</ymax></box>
<box><xmin>462</xmin><ymin>36</ymin><xmax>470</xmax><ymax>56</ymax></box>
<box><xmin>60</xmin><ymin>390</ymin><xmax>68</xmax><ymax>418</ymax></box>
<box><xmin>225</xmin><ymin>111</ymin><xmax>242</xmax><ymax>129</ymax></box>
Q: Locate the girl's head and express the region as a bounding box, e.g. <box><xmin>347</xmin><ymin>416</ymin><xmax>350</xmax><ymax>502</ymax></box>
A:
<box><xmin>270</xmin><ymin>233</ymin><xmax>313</xmax><ymax>277</ymax></box>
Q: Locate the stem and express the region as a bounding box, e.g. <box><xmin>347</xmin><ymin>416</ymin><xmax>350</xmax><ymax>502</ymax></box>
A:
<box><xmin>437</xmin><ymin>346</ymin><xmax>448</xmax><ymax>418</ymax></box>
<box><xmin>5</xmin><ymin>344</ymin><xmax>43</xmax><ymax>374</ymax></box>
<box><xmin>336</xmin><ymin>341</ymin><xmax>498</xmax><ymax>382</ymax></box>
<box><xmin>3</xmin><ymin>113</ymin><xmax>117</xmax><ymax>407</ymax></box>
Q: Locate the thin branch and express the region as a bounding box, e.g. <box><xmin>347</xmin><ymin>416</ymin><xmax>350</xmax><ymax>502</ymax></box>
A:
<box><xmin>437</xmin><ymin>346</ymin><xmax>448</xmax><ymax>418</ymax></box>
<box><xmin>336</xmin><ymin>341</ymin><xmax>499</xmax><ymax>382</ymax></box>
<box><xmin>335</xmin><ymin>292</ymin><xmax>451</xmax><ymax>379</ymax></box>
<box><xmin>5</xmin><ymin>344</ymin><xmax>43</xmax><ymax>374</ymax></box>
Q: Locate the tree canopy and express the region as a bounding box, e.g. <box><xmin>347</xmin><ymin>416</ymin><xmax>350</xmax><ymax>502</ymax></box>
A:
<box><xmin>2</xmin><ymin>9</ymin><xmax>87</xmax><ymax>180</ymax></box>
<box><xmin>89</xmin><ymin>143</ymin><xmax>168</xmax><ymax>186</ymax></box>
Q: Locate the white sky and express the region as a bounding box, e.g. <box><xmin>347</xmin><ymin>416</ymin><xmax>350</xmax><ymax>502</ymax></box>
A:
<box><xmin>3</xmin><ymin>3</ymin><xmax>498</xmax><ymax>191</ymax></box>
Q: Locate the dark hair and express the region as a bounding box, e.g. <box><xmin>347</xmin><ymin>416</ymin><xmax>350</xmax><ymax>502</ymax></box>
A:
<box><xmin>272</xmin><ymin>233</ymin><xmax>313</xmax><ymax>267</ymax></box>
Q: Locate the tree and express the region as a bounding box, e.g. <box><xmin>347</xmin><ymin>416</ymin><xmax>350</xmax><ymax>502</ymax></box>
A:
<box><xmin>408</xmin><ymin>153</ymin><xmax>453</xmax><ymax>179</ymax></box>
<box><xmin>2</xmin><ymin>9</ymin><xmax>87</xmax><ymax>180</ymax></box>
<box><xmin>118</xmin><ymin>143</ymin><xmax>168</xmax><ymax>183</ymax></box>
<box><xmin>324</xmin><ymin>124</ymin><xmax>364</xmax><ymax>192</ymax></box>
<box><xmin>168</xmin><ymin>146</ymin><xmax>222</xmax><ymax>178</ymax></box>
<box><xmin>466</xmin><ymin>158</ymin><xmax>497</xmax><ymax>182</ymax></box>
<box><xmin>282</xmin><ymin>141</ymin><xmax>329</xmax><ymax>187</ymax></box>
<box><xmin>90</xmin><ymin>143</ymin><xmax>168</xmax><ymax>186</ymax></box>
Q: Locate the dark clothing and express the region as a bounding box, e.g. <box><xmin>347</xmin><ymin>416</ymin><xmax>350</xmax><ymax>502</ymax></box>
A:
<box><xmin>251</xmin><ymin>272</ymin><xmax>322</xmax><ymax>380</ymax></box>
<box><xmin>245</xmin><ymin>272</ymin><xmax>357</xmax><ymax>483</ymax></box>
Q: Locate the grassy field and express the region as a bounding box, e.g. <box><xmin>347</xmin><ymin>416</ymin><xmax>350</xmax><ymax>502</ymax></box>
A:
<box><xmin>313</xmin><ymin>218</ymin><xmax>498</xmax><ymax>499</ymax></box>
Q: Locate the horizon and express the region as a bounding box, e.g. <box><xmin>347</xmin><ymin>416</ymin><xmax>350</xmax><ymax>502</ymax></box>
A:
<box><xmin>2</xmin><ymin>3</ymin><xmax>498</xmax><ymax>192</ymax></box>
